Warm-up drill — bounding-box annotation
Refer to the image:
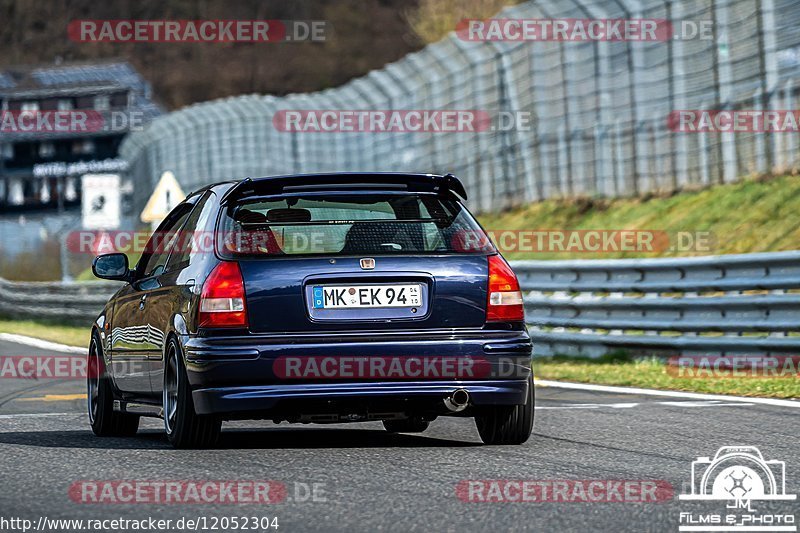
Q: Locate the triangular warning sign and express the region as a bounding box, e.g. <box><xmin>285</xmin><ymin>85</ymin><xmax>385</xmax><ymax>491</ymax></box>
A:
<box><xmin>140</xmin><ymin>171</ymin><xmax>186</xmax><ymax>224</ymax></box>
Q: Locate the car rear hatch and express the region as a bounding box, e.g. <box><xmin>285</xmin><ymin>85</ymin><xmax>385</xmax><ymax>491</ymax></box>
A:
<box><xmin>217</xmin><ymin>179</ymin><xmax>497</xmax><ymax>335</ymax></box>
<box><xmin>238</xmin><ymin>254</ymin><xmax>488</xmax><ymax>333</ymax></box>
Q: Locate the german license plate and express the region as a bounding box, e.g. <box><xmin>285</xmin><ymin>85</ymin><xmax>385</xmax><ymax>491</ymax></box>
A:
<box><xmin>312</xmin><ymin>284</ymin><xmax>422</xmax><ymax>309</ymax></box>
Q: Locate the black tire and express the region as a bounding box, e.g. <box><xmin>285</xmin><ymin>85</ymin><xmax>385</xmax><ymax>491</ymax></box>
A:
<box><xmin>474</xmin><ymin>375</ymin><xmax>534</xmax><ymax>445</ymax></box>
<box><xmin>163</xmin><ymin>338</ymin><xmax>221</xmax><ymax>449</ymax></box>
<box><xmin>87</xmin><ymin>334</ymin><xmax>140</xmax><ymax>437</ymax></box>
<box><xmin>383</xmin><ymin>417</ymin><xmax>430</xmax><ymax>433</ymax></box>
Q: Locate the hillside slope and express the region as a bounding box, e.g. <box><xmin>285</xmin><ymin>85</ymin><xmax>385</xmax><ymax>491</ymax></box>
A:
<box><xmin>478</xmin><ymin>175</ymin><xmax>800</xmax><ymax>260</ymax></box>
<box><xmin>0</xmin><ymin>0</ymin><xmax>422</xmax><ymax>109</ymax></box>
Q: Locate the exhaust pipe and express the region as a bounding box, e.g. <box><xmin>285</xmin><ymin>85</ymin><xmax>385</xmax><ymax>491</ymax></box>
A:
<box><xmin>444</xmin><ymin>389</ymin><xmax>470</xmax><ymax>412</ymax></box>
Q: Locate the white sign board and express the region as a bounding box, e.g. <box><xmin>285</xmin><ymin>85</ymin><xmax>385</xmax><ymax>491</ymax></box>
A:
<box><xmin>141</xmin><ymin>171</ymin><xmax>186</xmax><ymax>227</ymax></box>
<box><xmin>81</xmin><ymin>174</ymin><xmax>121</xmax><ymax>230</ymax></box>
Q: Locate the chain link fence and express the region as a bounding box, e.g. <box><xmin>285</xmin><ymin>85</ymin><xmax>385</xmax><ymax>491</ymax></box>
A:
<box><xmin>121</xmin><ymin>0</ymin><xmax>800</xmax><ymax>215</ymax></box>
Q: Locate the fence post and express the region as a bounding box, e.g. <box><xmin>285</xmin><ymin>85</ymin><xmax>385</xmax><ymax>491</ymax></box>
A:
<box><xmin>326</xmin><ymin>91</ymin><xmax>357</xmax><ymax>171</ymax></box>
<box><xmin>753</xmin><ymin>88</ymin><xmax>767</xmax><ymax>174</ymax></box>
<box><xmin>784</xmin><ymin>80</ymin><xmax>797</xmax><ymax>170</ymax></box>
<box><xmin>527</xmin><ymin>35</ymin><xmax>554</xmax><ymax>201</ymax></box>
<box><xmin>595</xmin><ymin>39</ymin><xmax>615</xmax><ymax>197</ymax></box>
<box><xmin>457</xmin><ymin>42</ymin><xmax>495</xmax><ymax>213</ymax></box>
<box><xmin>612</xmin><ymin>0</ymin><xmax>643</xmax><ymax>196</ymax></box>
<box><xmin>614</xmin><ymin>119</ymin><xmax>626</xmax><ymax>195</ymax></box>
<box><xmin>629</xmin><ymin>5</ymin><xmax>652</xmax><ymax>195</ymax></box>
<box><xmin>758</xmin><ymin>0</ymin><xmax>779</xmax><ymax>172</ymax></box>
<box><xmin>451</xmin><ymin>38</ymin><xmax>485</xmax><ymax>207</ymax></box>
<box><xmin>573</xmin><ymin>0</ymin><xmax>614</xmax><ymax>197</ymax></box>
<box><xmin>595</xmin><ymin>124</ymin><xmax>611</xmax><ymax>197</ymax></box>
<box><xmin>699</xmin><ymin>100</ymin><xmax>711</xmax><ymax>185</ymax></box>
<box><xmin>561</xmin><ymin>39</ymin><xmax>579</xmax><ymax>197</ymax></box>
<box><xmin>558</xmin><ymin>125</ymin><xmax>570</xmax><ymax>197</ymax></box>
<box><xmin>493</xmin><ymin>43</ymin><xmax>537</xmax><ymax>205</ymax></box>
<box><xmin>713</xmin><ymin>0</ymin><xmax>738</xmax><ymax>183</ymax></box>
<box><xmin>350</xmin><ymin>79</ymin><xmax>384</xmax><ymax>171</ymax></box>
<box><xmin>428</xmin><ymin>43</ymin><xmax>464</xmax><ymax>175</ymax></box>
<box><xmin>405</xmin><ymin>53</ymin><xmax>437</xmax><ymax>173</ymax></box>
<box><xmin>670</xmin><ymin>0</ymin><xmax>689</xmax><ymax>189</ymax></box>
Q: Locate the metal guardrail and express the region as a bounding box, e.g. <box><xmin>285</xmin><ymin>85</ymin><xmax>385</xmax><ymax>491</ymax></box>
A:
<box><xmin>0</xmin><ymin>278</ymin><xmax>120</xmax><ymax>326</ymax></box>
<box><xmin>517</xmin><ymin>251</ymin><xmax>800</xmax><ymax>357</ymax></box>
<box><xmin>0</xmin><ymin>250</ymin><xmax>798</xmax><ymax>357</ymax></box>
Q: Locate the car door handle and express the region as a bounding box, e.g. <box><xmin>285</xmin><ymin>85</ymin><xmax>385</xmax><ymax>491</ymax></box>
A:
<box><xmin>139</xmin><ymin>294</ymin><xmax>147</xmax><ymax>310</ymax></box>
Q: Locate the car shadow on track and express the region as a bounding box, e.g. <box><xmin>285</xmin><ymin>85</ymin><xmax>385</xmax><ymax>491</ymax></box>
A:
<box><xmin>0</xmin><ymin>428</ymin><xmax>481</xmax><ymax>449</ymax></box>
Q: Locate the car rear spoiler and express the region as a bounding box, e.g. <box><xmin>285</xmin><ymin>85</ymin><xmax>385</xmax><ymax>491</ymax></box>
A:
<box><xmin>220</xmin><ymin>172</ymin><xmax>468</xmax><ymax>205</ymax></box>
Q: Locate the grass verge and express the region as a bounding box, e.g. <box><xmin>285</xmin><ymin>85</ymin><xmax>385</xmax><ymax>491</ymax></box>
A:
<box><xmin>0</xmin><ymin>319</ymin><xmax>88</xmax><ymax>348</ymax></box>
<box><xmin>478</xmin><ymin>174</ymin><xmax>800</xmax><ymax>259</ymax></box>
<box><xmin>534</xmin><ymin>355</ymin><xmax>800</xmax><ymax>399</ymax></box>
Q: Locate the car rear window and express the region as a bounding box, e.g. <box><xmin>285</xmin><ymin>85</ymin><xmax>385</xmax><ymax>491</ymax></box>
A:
<box><xmin>218</xmin><ymin>193</ymin><xmax>494</xmax><ymax>257</ymax></box>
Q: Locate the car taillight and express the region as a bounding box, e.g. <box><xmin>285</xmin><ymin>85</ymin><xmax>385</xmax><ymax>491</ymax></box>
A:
<box><xmin>486</xmin><ymin>254</ymin><xmax>524</xmax><ymax>322</ymax></box>
<box><xmin>198</xmin><ymin>261</ymin><xmax>248</xmax><ymax>328</ymax></box>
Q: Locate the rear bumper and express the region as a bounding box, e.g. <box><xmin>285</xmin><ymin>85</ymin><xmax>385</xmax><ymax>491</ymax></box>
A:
<box><xmin>192</xmin><ymin>379</ymin><xmax>530</xmax><ymax>416</ymax></box>
<box><xmin>182</xmin><ymin>329</ymin><xmax>532</xmax><ymax>417</ymax></box>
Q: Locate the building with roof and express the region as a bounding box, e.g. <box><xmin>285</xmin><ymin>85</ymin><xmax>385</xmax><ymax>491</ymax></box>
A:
<box><xmin>0</xmin><ymin>60</ymin><xmax>162</xmax><ymax>212</ymax></box>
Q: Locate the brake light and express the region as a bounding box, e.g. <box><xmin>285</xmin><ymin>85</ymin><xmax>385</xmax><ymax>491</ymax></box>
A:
<box><xmin>198</xmin><ymin>261</ymin><xmax>248</xmax><ymax>328</ymax></box>
<box><xmin>486</xmin><ymin>254</ymin><xmax>524</xmax><ymax>322</ymax></box>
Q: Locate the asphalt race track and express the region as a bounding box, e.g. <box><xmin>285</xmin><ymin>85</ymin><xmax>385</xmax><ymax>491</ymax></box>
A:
<box><xmin>0</xmin><ymin>338</ymin><xmax>797</xmax><ymax>533</ymax></box>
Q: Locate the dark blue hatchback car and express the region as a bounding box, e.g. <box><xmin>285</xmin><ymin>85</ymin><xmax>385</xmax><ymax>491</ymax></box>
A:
<box><xmin>90</xmin><ymin>173</ymin><xmax>534</xmax><ymax>448</ymax></box>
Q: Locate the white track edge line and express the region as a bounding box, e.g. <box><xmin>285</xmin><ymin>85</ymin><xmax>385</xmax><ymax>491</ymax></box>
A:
<box><xmin>0</xmin><ymin>333</ymin><xmax>86</xmax><ymax>354</ymax></box>
<box><xmin>0</xmin><ymin>412</ymin><xmax>81</xmax><ymax>419</ymax></box>
<box><xmin>535</xmin><ymin>379</ymin><xmax>800</xmax><ymax>408</ymax></box>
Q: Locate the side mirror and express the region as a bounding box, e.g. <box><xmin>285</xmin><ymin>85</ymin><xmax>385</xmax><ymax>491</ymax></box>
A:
<box><xmin>92</xmin><ymin>253</ymin><xmax>132</xmax><ymax>282</ymax></box>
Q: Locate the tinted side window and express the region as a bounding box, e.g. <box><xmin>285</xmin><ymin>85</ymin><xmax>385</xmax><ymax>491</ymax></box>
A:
<box><xmin>166</xmin><ymin>191</ymin><xmax>216</xmax><ymax>271</ymax></box>
<box><xmin>138</xmin><ymin>203</ymin><xmax>194</xmax><ymax>279</ymax></box>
